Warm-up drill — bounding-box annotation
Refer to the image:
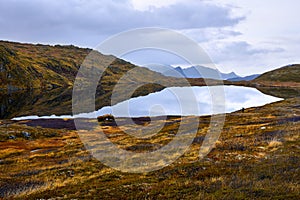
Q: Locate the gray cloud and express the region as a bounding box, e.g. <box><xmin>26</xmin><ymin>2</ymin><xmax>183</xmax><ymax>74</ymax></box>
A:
<box><xmin>181</xmin><ymin>28</ymin><xmax>242</xmax><ymax>43</ymax></box>
<box><xmin>206</xmin><ymin>41</ymin><xmax>285</xmax><ymax>63</ymax></box>
<box><xmin>224</xmin><ymin>41</ymin><xmax>283</xmax><ymax>55</ymax></box>
<box><xmin>0</xmin><ymin>0</ymin><xmax>244</xmax><ymax>46</ymax></box>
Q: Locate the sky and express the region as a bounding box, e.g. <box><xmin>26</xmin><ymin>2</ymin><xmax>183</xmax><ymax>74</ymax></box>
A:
<box><xmin>0</xmin><ymin>0</ymin><xmax>299</xmax><ymax>75</ymax></box>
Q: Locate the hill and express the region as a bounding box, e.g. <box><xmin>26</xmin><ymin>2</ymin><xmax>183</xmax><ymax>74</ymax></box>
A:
<box><xmin>0</xmin><ymin>40</ymin><xmax>168</xmax><ymax>91</ymax></box>
<box><xmin>254</xmin><ymin>64</ymin><xmax>300</xmax><ymax>84</ymax></box>
<box><xmin>0</xmin><ymin>41</ymin><xmax>92</xmax><ymax>90</ymax></box>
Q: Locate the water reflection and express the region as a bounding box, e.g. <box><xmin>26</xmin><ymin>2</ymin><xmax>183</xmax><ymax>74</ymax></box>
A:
<box><xmin>13</xmin><ymin>86</ymin><xmax>282</xmax><ymax>120</ymax></box>
<box><xmin>98</xmin><ymin>86</ymin><xmax>282</xmax><ymax>117</ymax></box>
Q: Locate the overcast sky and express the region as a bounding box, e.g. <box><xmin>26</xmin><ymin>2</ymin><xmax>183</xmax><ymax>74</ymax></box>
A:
<box><xmin>0</xmin><ymin>0</ymin><xmax>299</xmax><ymax>75</ymax></box>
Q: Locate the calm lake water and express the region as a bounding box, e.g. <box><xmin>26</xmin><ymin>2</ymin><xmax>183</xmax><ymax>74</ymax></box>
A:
<box><xmin>13</xmin><ymin>86</ymin><xmax>283</xmax><ymax>120</ymax></box>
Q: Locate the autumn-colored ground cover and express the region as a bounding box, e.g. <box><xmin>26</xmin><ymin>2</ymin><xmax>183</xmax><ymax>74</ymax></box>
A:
<box><xmin>0</xmin><ymin>97</ymin><xmax>299</xmax><ymax>199</ymax></box>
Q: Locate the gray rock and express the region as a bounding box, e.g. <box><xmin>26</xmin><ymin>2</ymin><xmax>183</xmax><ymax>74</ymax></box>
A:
<box><xmin>8</xmin><ymin>135</ymin><xmax>16</xmax><ymax>139</ymax></box>
<box><xmin>22</xmin><ymin>131</ymin><xmax>31</xmax><ymax>139</ymax></box>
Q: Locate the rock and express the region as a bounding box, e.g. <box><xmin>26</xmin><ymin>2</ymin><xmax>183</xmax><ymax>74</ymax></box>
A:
<box><xmin>8</xmin><ymin>135</ymin><xmax>16</xmax><ymax>139</ymax></box>
<box><xmin>235</xmin><ymin>134</ymin><xmax>243</xmax><ymax>137</ymax></box>
<box><xmin>0</xmin><ymin>63</ymin><xmax>6</xmax><ymax>72</ymax></box>
<box><xmin>22</xmin><ymin>131</ymin><xmax>31</xmax><ymax>139</ymax></box>
<box><xmin>97</xmin><ymin>114</ymin><xmax>115</xmax><ymax>122</ymax></box>
<box><xmin>236</xmin><ymin>154</ymin><xmax>243</xmax><ymax>160</ymax></box>
<box><xmin>67</xmin><ymin>170</ymin><xmax>75</xmax><ymax>177</ymax></box>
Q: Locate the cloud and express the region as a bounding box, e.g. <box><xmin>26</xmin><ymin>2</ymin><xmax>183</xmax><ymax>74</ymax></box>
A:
<box><xmin>199</xmin><ymin>40</ymin><xmax>286</xmax><ymax>75</ymax></box>
<box><xmin>0</xmin><ymin>0</ymin><xmax>244</xmax><ymax>46</ymax></box>
<box><xmin>2</xmin><ymin>0</ymin><xmax>296</xmax><ymax>77</ymax></box>
<box><xmin>223</xmin><ymin>41</ymin><xmax>283</xmax><ymax>56</ymax></box>
<box><xmin>180</xmin><ymin>28</ymin><xmax>242</xmax><ymax>43</ymax></box>
<box><xmin>204</xmin><ymin>41</ymin><xmax>284</xmax><ymax>63</ymax></box>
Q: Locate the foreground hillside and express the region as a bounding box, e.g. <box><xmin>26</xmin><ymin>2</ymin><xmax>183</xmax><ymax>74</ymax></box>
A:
<box><xmin>0</xmin><ymin>97</ymin><xmax>299</xmax><ymax>199</ymax></box>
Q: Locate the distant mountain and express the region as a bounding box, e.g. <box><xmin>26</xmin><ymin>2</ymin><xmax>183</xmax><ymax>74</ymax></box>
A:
<box><xmin>145</xmin><ymin>65</ymin><xmax>240</xmax><ymax>80</ymax></box>
<box><xmin>228</xmin><ymin>74</ymin><xmax>260</xmax><ymax>81</ymax></box>
<box><xmin>254</xmin><ymin>64</ymin><xmax>300</xmax><ymax>83</ymax></box>
<box><xmin>221</xmin><ymin>72</ymin><xmax>240</xmax><ymax>80</ymax></box>
<box><xmin>143</xmin><ymin>64</ymin><xmax>179</xmax><ymax>77</ymax></box>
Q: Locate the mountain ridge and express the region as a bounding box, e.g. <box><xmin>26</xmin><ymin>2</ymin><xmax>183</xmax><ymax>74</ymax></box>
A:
<box><xmin>228</xmin><ymin>74</ymin><xmax>260</xmax><ymax>81</ymax></box>
<box><xmin>144</xmin><ymin>64</ymin><xmax>253</xmax><ymax>80</ymax></box>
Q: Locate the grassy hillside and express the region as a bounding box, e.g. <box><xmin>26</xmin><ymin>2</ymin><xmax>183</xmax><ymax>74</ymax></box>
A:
<box><xmin>0</xmin><ymin>97</ymin><xmax>299</xmax><ymax>199</ymax></box>
<box><xmin>254</xmin><ymin>64</ymin><xmax>300</xmax><ymax>84</ymax></box>
<box><xmin>0</xmin><ymin>41</ymin><xmax>92</xmax><ymax>90</ymax></box>
<box><xmin>0</xmin><ymin>41</ymin><xmax>171</xmax><ymax>91</ymax></box>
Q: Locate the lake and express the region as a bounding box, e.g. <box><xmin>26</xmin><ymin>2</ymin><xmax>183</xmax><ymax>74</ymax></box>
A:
<box><xmin>13</xmin><ymin>86</ymin><xmax>283</xmax><ymax>120</ymax></box>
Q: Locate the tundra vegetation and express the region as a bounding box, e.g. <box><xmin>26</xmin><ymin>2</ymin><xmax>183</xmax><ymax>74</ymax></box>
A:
<box><xmin>0</xmin><ymin>97</ymin><xmax>299</xmax><ymax>199</ymax></box>
<box><xmin>0</xmin><ymin>41</ymin><xmax>299</xmax><ymax>199</ymax></box>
